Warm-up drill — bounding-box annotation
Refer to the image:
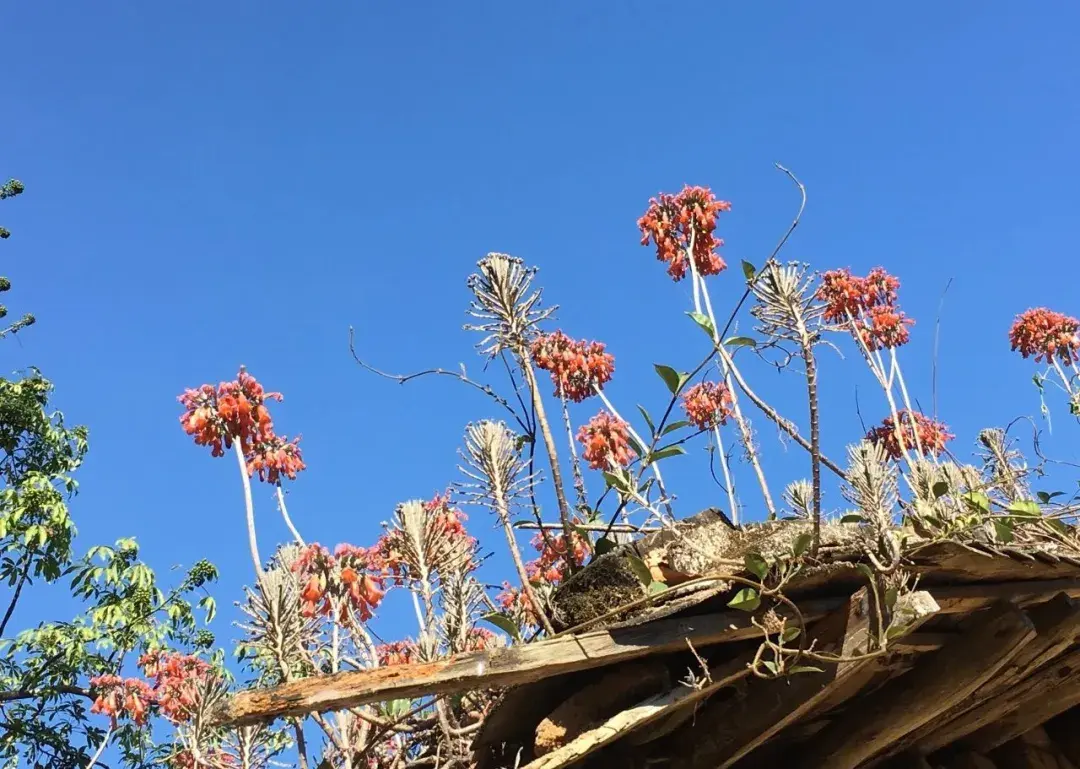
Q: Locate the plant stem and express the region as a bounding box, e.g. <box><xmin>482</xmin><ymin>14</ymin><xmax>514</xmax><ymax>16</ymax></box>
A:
<box><xmin>560</xmin><ymin>394</ymin><xmax>588</xmax><ymax>510</ymax></box>
<box><xmin>890</xmin><ymin>349</ymin><xmax>927</xmax><ymax>458</ymax></box>
<box><xmin>0</xmin><ymin>549</ymin><xmax>33</xmax><ymax>637</ymax></box>
<box><xmin>275</xmin><ymin>485</ymin><xmax>305</xmax><ymax>546</ymax></box>
<box><xmin>520</xmin><ymin>357</ymin><xmax>575</xmax><ymax>551</ymax></box>
<box><xmin>795</xmin><ymin>315</ymin><xmax>823</xmax><ymax>551</ymax></box>
<box><xmin>701</xmin><ymin>279</ymin><xmax>776</xmax><ymax>519</ymax></box>
<box><xmin>713</xmin><ymin>425</ymin><xmax>739</xmax><ymax>524</ymax></box>
<box><xmin>86</xmin><ymin>726</ymin><xmax>112</xmax><ymax>769</ymax></box>
<box><xmin>233</xmin><ymin>441</ymin><xmax>265</xmax><ymax>579</ymax></box>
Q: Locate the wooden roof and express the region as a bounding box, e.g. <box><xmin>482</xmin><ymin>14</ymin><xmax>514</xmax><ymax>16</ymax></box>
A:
<box><xmin>212</xmin><ymin>510</ymin><xmax>1080</xmax><ymax>769</ymax></box>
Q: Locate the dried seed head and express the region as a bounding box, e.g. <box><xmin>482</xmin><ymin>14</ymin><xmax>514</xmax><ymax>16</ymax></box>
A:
<box><xmin>751</xmin><ymin>261</ymin><xmax>823</xmax><ymax>341</ymax></box>
<box><xmin>465</xmin><ymin>253</ymin><xmax>555</xmax><ymax>357</ymax></box>
<box><xmin>459</xmin><ymin>420</ymin><xmax>536</xmax><ymax>506</ymax></box>
<box><xmin>978</xmin><ymin>427</ymin><xmax>1029</xmax><ymax>503</ymax></box>
<box><xmin>843</xmin><ymin>440</ymin><xmax>898</xmax><ymax>530</ymax></box>
<box><xmin>783</xmin><ymin>480</ymin><xmax>814</xmax><ymax>520</ymax></box>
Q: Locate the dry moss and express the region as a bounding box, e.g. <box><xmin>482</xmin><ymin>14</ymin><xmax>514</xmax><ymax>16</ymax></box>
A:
<box><xmin>550</xmin><ymin>552</ymin><xmax>646</xmax><ymax>631</ymax></box>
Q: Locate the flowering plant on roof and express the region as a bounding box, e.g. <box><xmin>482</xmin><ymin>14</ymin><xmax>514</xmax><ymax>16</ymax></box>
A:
<box><xmin>866</xmin><ymin>410</ymin><xmax>954</xmax><ymax>460</ymax></box>
<box><xmin>638</xmin><ymin>185</ymin><xmax>731</xmax><ymax>281</ymax></box>
<box><xmin>817</xmin><ymin>267</ymin><xmax>913</xmax><ymax>351</ymax></box>
<box><xmin>530</xmin><ymin>330</ymin><xmax>615</xmax><ymax>402</ymax></box>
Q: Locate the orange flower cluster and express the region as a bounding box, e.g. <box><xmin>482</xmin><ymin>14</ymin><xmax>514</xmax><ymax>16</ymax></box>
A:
<box><xmin>178</xmin><ymin>368</ymin><xmax>306</xmax><ymax>485</ymax></box>
<box><xmin>1009</xmin><ymin>308</ymin><xmax>1080</xmax><ymax>365</ymax></box>
<box><xmin>377</xmin><ymin>640</ymin><xmax>418</xmax><ymax>666</ymax></box>
<box><xmin>463</xmin><ymin>627</ymin><xmax>497</xmax><ymax>652</ymax></box>
<box><xmin>496</xmin><ymin>583</ymin><xmax>541</xmax><ymax>627</ymax></box>
<box><xmin>817</xmin><ymin>268</ymin><xmax>913</xmax><ymax>350</ymax></box>
<box><xmin>638</xmin><ymin>185</ymin><xmax>731</xmax><ymax>282</ymax></box>
<box><xmin>526</xmin><ymin>529</ymin><xmax>589</xmax><ymax>584</ymax></box>
<box><xmin>682</xmin><ymin>381</ymin><xmax>733</xmax><ymax>429</ymax></box>
<box><xmin>138</xmin><ymin>651</ymin><xmax>212</xmax><ymax>724</ymax></box>
<box><xmin>246</xmin><ymin>434</ymin><xmax>306</xmax><ymax>484</ymax></box>
<box><xmin>577</xmin><ymin>411</ymin><xmax>636</xmax><ymax>471</ymax></box>
<box><xmin>89</xmin><ymin>675</ymin><xmax>155</xmax><ymax>726</ymax></box>
<box><xmin>866</xmin><ymin>410</ymin><xmax>953</xmax><ymax>460</ymax></box>
<box><xmin>530</xmin><ymin>330</ymin><xmax>615</xmax><ymax>402</ymax></box>
<box><xmin>292</xmin><ymin>543</ymin><xmax>386</xmax><ymax>623</ymax></box>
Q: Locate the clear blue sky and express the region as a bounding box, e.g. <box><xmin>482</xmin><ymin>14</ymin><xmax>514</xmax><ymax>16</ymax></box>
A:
<box><xmin>4</xmin><ymin>0</ymin><xmax>1079</xmax><ymax>681</ymax></box>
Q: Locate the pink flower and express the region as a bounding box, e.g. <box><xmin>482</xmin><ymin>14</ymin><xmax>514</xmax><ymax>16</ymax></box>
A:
<box><xmin>1009</xmin><ymin>308</ymin><xmax>1080</xmax><ymax>364</ymax></box>
<box><xmin>577</xmin><ymin>411</ymin><xmax>636</xmax><ymax>471</ymax></box>
<box><xmin>866</xmin><ymin>410</ymin><xmax>953</xmax><ymax>460</ymax></box>
<box><xmin>530</xmin><ymin>331</ymin><xmax>615</xmax><ymax>402</ymax></box>
<box><xmin>682</xmin><ymin>381</ymin><xmax>733</xmax><ymax>429</ymax></box>
<box><xmin>638</xmin><ymin>186</ymin><xmax>731</xmax><ymax>282</ymax></box>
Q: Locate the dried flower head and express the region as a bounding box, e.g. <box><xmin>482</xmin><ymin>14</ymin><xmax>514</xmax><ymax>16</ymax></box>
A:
<box><xmin>530</xmin><ymin>330</ymin><xmax>615</xmax><ymax>402</ymax></box>
<box><xmin>465</xmin><ymin>253</ymin><xmax>555</xmax><ymax>356</ymax></box>
<box><xmin>638</xmin><ymin>185</ymin><xmax>731</xmax><ymax>282</ymax></box>
<box><xmin>1009</xmin><ymin>307</ymin><xmax>1080</xmax><ymax>365</ymax></box>
<box><xmin>783</xmin><ymin>480</ymin><xmax>814</xmax><ymax>520</ymax></box>
<box><xmin>866</xmin><ymin>410</ymin><xmax>953</xmax><ymax>460</ymax></box>
<box><xmin>751</xmin><ymin>261</ymin><xmax>824</xmax><ymax>341</ymax></box>
<box><xmin>681</xmin><ymin>381</ymin><xmax>734</xmax><ymax>430</ymax></box>
<box><xmin>459</xmin><ymin>420</ymin><xmax>536</xmax><ymax>507</ymax></box>
<box><xmin>577</xmin><ymin>411</ymin><xmax>636</xmax><ymax>471</ymax></box>
<box><xmin>978</xmin><ymin>428</ymin><xmax>1029</xmax><ymax>503</ymax></box>
<box><xmin>377</xmin><ymin>495</ymin><xmax>477</xmax><ymax>584</ymax></box>
<box><xmin>842</xmin><ymin>440</ymin><xmax>898</xmax><ymax>529</ymax></box>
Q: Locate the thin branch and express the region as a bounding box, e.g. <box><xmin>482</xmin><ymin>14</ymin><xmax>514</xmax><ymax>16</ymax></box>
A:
<box><xmin>0</xmin><ymin>548</ymin><xmax>34</xmax><ymax>637</ymax></box>
<box><xmin>349</xmin><ymin>327</ymin><xmax>528</xmax><ymax>432</ymax></box>
<box><xmin>932</xmin><ymin>277</ymin><xmax>953</xmax><ymax>419</ymax></box>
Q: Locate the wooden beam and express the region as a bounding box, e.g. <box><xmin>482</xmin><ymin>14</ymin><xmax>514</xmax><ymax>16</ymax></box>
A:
<box><xmin>707</xmin><ymin>592</ymin><xmax>940</xmax><ymax>769</ymax></box>
<box><xmin>210</xmin><ymin>598</ymin><xmax>845</xmax><ymax>727</ymax></box>
<box><xmin>795</xmin><ymin>601</ymin><xmax>1037</xmax><ymax>769</ymax></box>
<box><xmin>907</xmin><ymin>594</ymin><xmax>1080</xmax><ymax>756</ymax></box>
<box><xmin>990</xmin><ymin>728</ymin><xmax>1078</xmax><ymax>769</ymax></box>
<box><xmin>213</xmin><ymin>577</ymin><xmax>1080</xmax><ymax>727</ymax></box>
<box><xmin>963</xmin><ymin>665</ymin><xmax>1080</xmax><ymax>755</ymax></box>
<box><xmin>517</xmin><ymin>591</ymin><xmax>940</xmax><ymax>769</ymax></box>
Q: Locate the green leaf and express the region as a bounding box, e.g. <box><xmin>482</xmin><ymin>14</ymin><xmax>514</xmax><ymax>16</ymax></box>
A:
<box><xmin>724</xmin><ymin>336</ymin><xmax>757</xmax><ymax>350</ymax></box>
<box><xmin>789</xmin><ymin>665</ymin><xmax>825</xmax><ymax>675</ymax></box>
<box><xmin>654</xmin><ymin>364</ymin><xmax>682</xmax><ymax>395</ymax></box>
<box><xmin>961</xmin><ymin>491</ymin><xmax>991</xmax><ymax>514</ymax></box>
<box><xmin>781</xmin><ymin>626</ymin><xmax>801</xmax><ymax>643</ymax></box>
<box><xmin>199</xmin><ymin>596</ymin><xmax>217</xmax><ymax>624</ymax></box>
<box><xmin>626</xmin><ymin>555</ymin><xmax>653</xmax><ymax>587</ymax></box>
<box><xmin>637</xmin><ymin>405</ymin><xmax>656</xmax><ymax>436</ymax></box>
<box><xmin>603</xmin><ymin>471</ymin><xmax>632</xmax><ymax>496</ymax></box>
<box><xmin>884</xmin><ymin>586</ymin><xmax>899</xmax><ymax>611</ymax></box>
<box><xmin>744</xmin><ymin>553</ymin><xmax>769</xmax><ymax>580</ymax></box>
<box><xmin>480</xmin><ymin>612</ymin><xmax>522</xmax><ymax>643</ymax></box>
<box><xmin>727</xmin><ymin>587</ymin><xmax>761</xmax><ymax>612</ymax></box>
<box><xmin>1007</xmin><ymin>500</ymin><xmax>1041</xmax><ymax>517</ymax></box>
<box><xmin>840</xmin><ymin>513</ymin><xmax>866</xmax><ymax>524</ymax></box>
<box><xmin>792</xmin><ymin>533</ymin><xmax>814</xmax><ymax>558</ymax></box>
<box><xmin>741</xmin><ymin>260</ymin><xmax>757</xmax><ymax>281</ymax></box>
<box><xmin>992</xmin><ymin>519</ymin><xmax>1015</xmax><ymax>544</ymax></box>
<box><xmin>687</xmin><ymin>311</ymin><xmax>716</xmax><ymax>340</ymax></box>
<box><xmin>594</xmin><ymin>537</ymin><xmax>618</xmax><ymax>556</ymax></box>
<box><xmin>625</xmin><ymin>433</ymin><xmax>646</xmax><ymax>460</ymax></box>
<box><xmin>645</xmin><ymin>446</ymin><xmax>686</xmax><ymax>465</ymax></box>
<box><xmin>761</xmin><ymin>660</ymin><xmax>779</xmax><ymax>675</ymax></box>
<box><xmin>932</xmin><ymin>481</ymin><xmax>949</xmax><ymax>499</ymax></box>
<box><xmin>662</xmin><ymin>420</ymin><xmax>691</xmax><ymax>435</ymax></box>
<box><xmin>647</xmin><ymin>580</ymin><xmax>668</xmax><ymax>595</ymax></box>
<box><xmin>856</xmin><ymin>564</ymin><xmax>875</xmax><ymax>582</ymax></box>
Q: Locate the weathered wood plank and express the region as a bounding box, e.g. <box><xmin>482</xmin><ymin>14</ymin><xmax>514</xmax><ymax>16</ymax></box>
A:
<box><xmin>211</xmin><ymin>598</ymin><xmax>845</xmax><ymax>726</ymax></box>
<box><xmin>928</xmin><ymin>647</ymin><xmax>1080</xmax><ymax>758</ymax></box>
<box><xmin>990</xmin><ymin>728</ymin><xmax>1078</xmax><ymax>769</ymax></box>
<box><xmin>964</xmin><ymin>665</ymin><xmax>1080</xmax><ymax>754</ymax></box>
<box><xmin>796</xmin><ymin>601</ymin><xmax>1037</xmax><ymax>769</ymax></box>
<box><xmin>214</xmin><ymin>577</ymin><xmax>1080</xmax><ymax>727</ymax></box>
<box><xmin>908</xmin><ymin>594</ymin><xmax>1080</xmax><ymax>756</ymax></box>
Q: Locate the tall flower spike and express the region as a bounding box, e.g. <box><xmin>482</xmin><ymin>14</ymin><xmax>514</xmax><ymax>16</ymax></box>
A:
<box><xmin>465</xmin><ymin>253</ymin><xmax>555</xmax><ymax>357</ymax></box>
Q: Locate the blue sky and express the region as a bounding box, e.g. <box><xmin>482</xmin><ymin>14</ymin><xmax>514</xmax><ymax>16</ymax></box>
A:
<box><xmin>3</xmin><ymin>0</ymin><xmax>1080</xmax><ymax>719</ymax></box>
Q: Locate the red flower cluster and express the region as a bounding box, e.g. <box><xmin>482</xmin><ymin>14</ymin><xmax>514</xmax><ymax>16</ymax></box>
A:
<box><xmin>638</xmin><ymin>185</ymin><xmax>731</xmax><ymax>282</ymax></box>
<box><xmin>246</xmin><ymin>434</ymin><xmax>306</xmax><ymax>484</ymax></box>
<box><xmin>496</xmin><ymin>583</ymin><xmax>541</xmax><ymax>628</ymax></box>
<box><xmin>526</xmin><ymin>530</ymin><xmax>589</xmax><ymax>584</ymax></box>
<box><xmin>292</xmin><ymin>543</ymin><xmax>386</xmax><ymax>623</ymax></box>
<box><xmin>179</xmin><ymin>368</ymin><xmax>306</xmax><ymax>484</ymax></box>
<box><xmin>463</xmin><ymin>627</ymin><xmax>497</xmax><ymax>652</ymax></box>
<box><xmin>682</xmin><ymin>381</ymin><xmax>733</xmax><ymax>429</ymax></box>
<box><xmin>530</xmin><ymin>331</ymin><xmax>615</xmax><ymax>402</ymax></box>
<box><xmin>89</xmin><ymin>675</ymin><xmax>155</xmax><ymax>726</ymax></box>
<box><xmin>138</xmin><ymin>651</ymin><xmax>212</xmax><ymax>724</ymax></box>
<box><xmin>377</xmin><ymin>640</ymin><xmax>418</xmax><ymax>666</ymax></box>
<box><xmin>1009</xmin><ymin>308</ymin><xmax>1080</xmax><ymax>365</ymax></box>
<box><xmin>866</xmin><ymin>410</ymin><xmax>954</xmax><ymax>460</ymax></box>
<box><xmin>577</xmin><ymin>411</ymin><xmax>636</xmax><ymax>471</ymax></box>
<box><xmin>817</xmin><ymin>268</ymin><xmax>913</xmax><ymax>350</ymax></box>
